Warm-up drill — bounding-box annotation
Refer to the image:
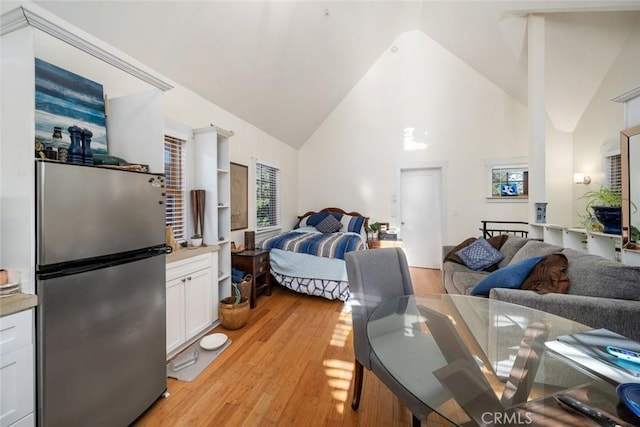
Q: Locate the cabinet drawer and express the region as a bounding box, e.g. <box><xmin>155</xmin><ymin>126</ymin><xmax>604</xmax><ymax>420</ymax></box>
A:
<box><xmin>166</xmin><ymin>253</ymin><xmax>212</xmax><ymax>281</ymax></box>
<box><xmin>256</xmin><ymin>253</ymin><xmax>269</xmax><ymax>267</ymax></box>
<box><xmin>0</xmin><ymin>310</ymin><xmax>33</xmax><ymax>355</ymax></box>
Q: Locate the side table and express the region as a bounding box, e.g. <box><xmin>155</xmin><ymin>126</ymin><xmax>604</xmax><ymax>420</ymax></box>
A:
<box><xmin>231</xmin><ymin>249</ymin><xmax>271</xmax><ymax>308</ymax></box>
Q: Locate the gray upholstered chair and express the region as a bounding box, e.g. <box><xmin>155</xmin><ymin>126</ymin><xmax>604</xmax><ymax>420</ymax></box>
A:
<box><xmin>345</xmin><ymin>248</ymin><xmax>431</xmax><ymax>427</ymax></box>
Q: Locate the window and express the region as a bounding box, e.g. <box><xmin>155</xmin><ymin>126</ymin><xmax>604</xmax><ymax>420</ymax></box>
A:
<box><xmin>256</xmin><ymin>162</ymin><xmax>280</xmax><ymax>229</ymax></box>
<box><xmin>491</xmin><ymin>166</ymin><xmax>529</xmax><ymax>198</ymax></box>
<box><xmin>164</xmin><ymin>135</ymin><xmax>186</xmax><ymax>240</ymax></box>
<box><xmin>604</xmin><ymin>153</ymin><xmax>622</xmax><ymax>193</ymax></box>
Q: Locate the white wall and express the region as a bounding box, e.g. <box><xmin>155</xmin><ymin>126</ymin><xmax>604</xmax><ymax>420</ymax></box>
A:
<box><xmin>163</xmin><ymin>87</ymin><xmax>298</xmax><ymax>245</ymax></box>
<box><xmin>572</xmin><ymin>26</ymin><xmax>640</xmax><ymax>226</ymax></box>
<box><xmin>298</xmin><ymin>30</ymin><xmax>532</xmax><ymax>244</ymax></box>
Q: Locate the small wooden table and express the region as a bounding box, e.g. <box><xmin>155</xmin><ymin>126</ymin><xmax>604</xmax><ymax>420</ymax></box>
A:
<box><xmin>231</xmin><ymin>249</ymin><xmax>271</xmax><ymax>308</ymax></box>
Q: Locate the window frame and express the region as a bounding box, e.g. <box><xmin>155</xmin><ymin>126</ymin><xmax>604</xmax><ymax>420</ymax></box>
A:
<box><xmin>255</xmin><ymin>160</ymin><xmax>281</xmax><ymax>231</ymax></box>
<box><xmin>164</xmin><ymin>134</ymin><xmax>187</xmax><ymax>241</ymax></box>
<box><xmin>485</xmin><ymin>157</ymin><xmax>529</xmax><ymax>203</ymax></box>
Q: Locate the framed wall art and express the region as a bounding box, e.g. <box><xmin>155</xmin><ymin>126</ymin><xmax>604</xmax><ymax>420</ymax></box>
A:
<box><xmin>230</xmin><ymin>162</ymin><xmax>249</xmax><ymax>230</ymax></box>
<box><xmin>34</xmin><ymin>58</ymin><xmax>108</xmax><ymax>159</ymax></box>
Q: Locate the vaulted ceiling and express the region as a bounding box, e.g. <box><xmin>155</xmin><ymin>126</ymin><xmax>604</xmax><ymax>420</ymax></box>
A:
<box><xmin>21</xmin><ymin>1</ymin><xmax>640</xmax><ymax>148</ymax></box>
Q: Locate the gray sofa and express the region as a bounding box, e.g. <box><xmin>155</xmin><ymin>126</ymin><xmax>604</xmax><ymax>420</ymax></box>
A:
<box><xmin>442</xmin><ymin>236</ymin><xmax>640</xmax><ymax>341</ymax></box>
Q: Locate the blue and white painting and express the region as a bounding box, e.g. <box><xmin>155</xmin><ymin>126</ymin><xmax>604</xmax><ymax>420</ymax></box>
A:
<box><xmin>35</xmin><ymin>58</ymin><xmax>107</xmax><ymax>154</ymax></box>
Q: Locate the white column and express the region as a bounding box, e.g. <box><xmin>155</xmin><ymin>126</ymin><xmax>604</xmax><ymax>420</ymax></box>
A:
<box><xmin>528</xmin><ymin>14</ymin><xmax>546</xmax><ymax>222</ymax></box>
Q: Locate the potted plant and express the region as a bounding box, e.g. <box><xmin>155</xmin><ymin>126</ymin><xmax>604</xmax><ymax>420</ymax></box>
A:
<box><xmin>366</xmin><ymin>221</ymin><xmax>381</xmax><ymax>240</ymax></box>
<box><xmin>190</xmin><ymin>233</ymin><xmax>203</xmax><ymax>248</ymax></box>
<box><xmin>218</xmin><ymin>277</ymin><xmax>251</xmax><ymax>330</ymax></box>
<box><xmin>579</xmin><ymin>187</ymin><xmax>637</xmax><ymax>235</ymax></box>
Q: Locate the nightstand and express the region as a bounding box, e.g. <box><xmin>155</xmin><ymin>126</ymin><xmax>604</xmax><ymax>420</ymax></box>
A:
<box><xmin>231</xmin><ymin>249</ymin><xmax>271</xmax><ymax>308</ymax></box>
<box><xmin>367</xmin><ymin>239</ymin><xmax>403</xmax><ymax>249</ymax></box>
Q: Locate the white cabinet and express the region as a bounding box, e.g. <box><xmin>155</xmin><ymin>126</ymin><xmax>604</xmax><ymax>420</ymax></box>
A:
<box><xmin>166</xmin><ymin>252</ymin><xmax>218</xmax><ymax>357</ymax></box>
<box><xmin>192</xmin><ymin>126</ymin><xmax>234</xmax><ymax>301</ymax></box>
<box><xmin>0</xmin><ymin>309</ymin><xmax>35</xmax><ymax>427</ymax></box>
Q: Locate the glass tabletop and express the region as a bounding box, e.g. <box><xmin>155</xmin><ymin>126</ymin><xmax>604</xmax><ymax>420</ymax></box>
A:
<box><xmin>366</xmin><ymin>294</ymin><xmax>633</xmax><ymax>426</ymax></box>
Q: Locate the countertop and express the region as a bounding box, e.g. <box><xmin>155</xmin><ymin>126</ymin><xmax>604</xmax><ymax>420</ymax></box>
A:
<box><xmin>0</xmin><ymin>293</ymin><xmax>38</xmax><ymax>317</ymax></box>
<box><xmin>166</xmin><ymin>244</ymin><xmax>219</xmax><ymax>264</ymax></box>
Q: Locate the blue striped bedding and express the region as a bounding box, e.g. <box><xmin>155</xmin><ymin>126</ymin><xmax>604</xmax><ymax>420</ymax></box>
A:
<box><xmin>259</xmin><ymin>229</ymin><xmax>365</xmax><ymax>260</ymax></box>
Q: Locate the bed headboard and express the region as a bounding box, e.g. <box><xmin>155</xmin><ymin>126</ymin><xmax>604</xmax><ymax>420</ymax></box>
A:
<box><xmin>298</xmin><ymin>207</ymin><xmax>369</xmax><ymax>231</ymax></box>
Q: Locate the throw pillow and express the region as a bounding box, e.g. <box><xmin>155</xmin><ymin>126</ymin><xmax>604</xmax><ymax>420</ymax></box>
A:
<box><xmin>456</xmin><ymin>238</ymin><xmax>506</xmax><ymax>271</ymax></box>
<box><xmin>470</xmin><ymin>256</ymin><xmax>545</xmax><ymax>297</ymax></box>
<box><xmin>520</xmin><ymin>253</ymin><xmax>570</xmax><ymax>294</ymax></box>
<box><xmin>315</xmin><ymin>214</ymin><xmax>343</xmax><ymax>233</ymax></box>
<box><xmin>444</xmin><ymin>235</ymin><xmax>508</xmax><ymax>271</ymax></box>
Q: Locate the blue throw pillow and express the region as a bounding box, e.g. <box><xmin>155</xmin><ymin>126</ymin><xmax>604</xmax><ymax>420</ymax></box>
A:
<box><xmin>470</xmin><ymin>256</ymin><xmax>545</xmax><ymax>297</ymax></box>
<box><xmin>456</xmin><ymin>238</ymin><xmax>505</xmax><ymax>271</ymax></box>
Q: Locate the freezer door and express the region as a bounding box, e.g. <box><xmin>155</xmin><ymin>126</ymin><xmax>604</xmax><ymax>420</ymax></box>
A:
<box><xmin>36</xmin><ymin>161</ymin><xmax>165</xmax><ymax>265</ymax></box>
<box><xmin>36</xmin><ymin>255</ymin><xmax>166</xmax><ymax>427</ymax></box>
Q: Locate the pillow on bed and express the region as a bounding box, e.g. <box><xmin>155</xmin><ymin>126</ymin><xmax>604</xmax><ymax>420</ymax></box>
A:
<box><xmin>315</xmin><ymin>215</ymin><xmax>343</xmax><ymax>233</ymax></box>
<box><xmin>339</xmin><ymin>214</ymin><xmax>366</xmax><ymax>235</ymax></box>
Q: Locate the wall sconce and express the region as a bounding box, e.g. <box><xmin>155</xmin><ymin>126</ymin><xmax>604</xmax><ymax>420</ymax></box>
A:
<box><xmin>574</xmin><ymin>173</ymin><xmax>591</xmax><ymax>184</ymax></box>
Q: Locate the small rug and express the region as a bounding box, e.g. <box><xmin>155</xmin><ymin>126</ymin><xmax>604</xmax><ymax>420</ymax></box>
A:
<box><xmin>167</xmin><ymin>338</ymin><xmax>232</xmax><ymax>382</ymax></box>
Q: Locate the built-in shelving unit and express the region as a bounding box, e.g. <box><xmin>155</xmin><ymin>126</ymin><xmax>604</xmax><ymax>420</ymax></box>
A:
<box><xmin>529</xmin><ymin>223</ymin><xmax>622</xmax><ymax>262</ymax></box>
<box><xmin>192</xmin><ymin>126</ymin><xmax>234</xmax><ymax>302</ymax></box>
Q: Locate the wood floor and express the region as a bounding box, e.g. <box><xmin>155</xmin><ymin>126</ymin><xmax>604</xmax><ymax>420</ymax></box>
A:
<box><xmin>135</xmin><ymin>268</ymin><xmax>451</xmax><ymax>427</ymax></box>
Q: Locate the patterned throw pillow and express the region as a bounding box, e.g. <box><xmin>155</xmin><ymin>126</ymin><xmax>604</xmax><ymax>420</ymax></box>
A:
<box><xmin>456</xmin><ymin>238</ymin><xmax>505</xmax><ymax>271</ymax></box>
<box><xmin>315</xmin><ymin>214</ymin><xmax>343</xmax><ymax>233</ymax></box>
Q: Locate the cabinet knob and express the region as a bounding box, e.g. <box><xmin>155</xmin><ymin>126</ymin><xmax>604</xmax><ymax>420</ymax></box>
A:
<box><xmin>181</xmin><ymin>278</ymin><xmax>186</xmax><ymax>283</ymax></box>
<box><xmin>187</xmin><ymin>276</ymin><xmax>192</xmax><ymax>281</ymax></box>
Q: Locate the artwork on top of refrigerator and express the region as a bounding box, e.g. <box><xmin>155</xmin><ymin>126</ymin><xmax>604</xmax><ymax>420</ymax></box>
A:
<box><xmin>34</xmin><ymin>58</ymin><xmax>107</xmax><ymax>160</ymax></box>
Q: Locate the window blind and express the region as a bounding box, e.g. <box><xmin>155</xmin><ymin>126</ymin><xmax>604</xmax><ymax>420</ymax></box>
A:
<box><xmin>256</xmin><ymin>162</ymin><xmax>280</xmax><ymax>229</ymax></box>
<box><xmin>164</xmin><ymin>135</ymin><xmax>186</xmax><ymax>240</ymax></box>
<box><xmin>605</xmin><ymin>154</ymin><xmax>622</xmax><ymax>193</ymax></box>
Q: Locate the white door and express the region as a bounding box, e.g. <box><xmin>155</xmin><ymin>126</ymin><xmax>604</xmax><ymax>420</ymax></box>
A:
<box><xmin>400</xmin><ymin>168</ymin><xmax>443</xmax><ymax>268</ymax></box>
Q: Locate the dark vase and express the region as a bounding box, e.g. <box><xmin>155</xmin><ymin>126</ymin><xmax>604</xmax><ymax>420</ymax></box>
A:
<box><xmin>67</xmin><ymin>125</ymin><xmax>83</xmax><ymax>164</ymax></box>
<box><xmin>592</xmin><ymin>206</ymin><xmax>622</xmax><ymax>235</ymax></box>
<box><xmin>81</xmin><ymin>129</ymin><xmax>93</xmax><ymax>165</ymax></box>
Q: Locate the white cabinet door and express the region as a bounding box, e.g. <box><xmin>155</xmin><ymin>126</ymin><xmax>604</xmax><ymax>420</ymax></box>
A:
<box><xmin>165</xmin><ymin>277</ymin><xmax>185</xmax><ymax>355</ymax></box>
<box><xmin>0</xmin><ymin>343</ymin><xmax>34</xmax><ymax>427</ymax></box>
<box><xmin>184</xmin><ymin>268</ymin><xmax>213</xmax><ymax>339</ymax></box>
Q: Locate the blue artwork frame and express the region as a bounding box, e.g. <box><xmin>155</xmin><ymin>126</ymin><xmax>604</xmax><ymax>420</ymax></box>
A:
<box><xmin>35</xmin><ymin>58</ymin><xmax>107</xmax><ymax>156</ymax></box>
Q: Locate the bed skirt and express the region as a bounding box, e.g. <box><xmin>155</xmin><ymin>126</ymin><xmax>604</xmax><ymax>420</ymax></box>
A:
<box><xmin>271</xmin><ymin>270</ymin><xmax>350</xmax><ymax>302</ymax></box>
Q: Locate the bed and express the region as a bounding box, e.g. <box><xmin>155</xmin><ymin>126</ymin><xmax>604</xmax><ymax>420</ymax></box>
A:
<box><xmin>256</xmin><ymin>207</ymin><xmax>369</xmax><ymax>301</ymax></box>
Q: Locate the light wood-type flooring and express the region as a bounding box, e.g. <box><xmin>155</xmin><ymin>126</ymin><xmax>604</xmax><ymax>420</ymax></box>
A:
<box><xmin>135</xmin><ymin>268</ymin><xmax>452</xmax><ymax>427</ymax></box>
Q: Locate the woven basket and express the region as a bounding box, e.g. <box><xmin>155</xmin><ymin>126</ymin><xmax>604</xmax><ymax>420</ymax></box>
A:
<box><xmin>236</xmin><ymin>275</ymin><xmax>252</xmax><ymax>300</ymax></box>
<box><xmin>219</xmin><ymin>297</ymin><xmax>250</xmax><ymax>330</ymax></box>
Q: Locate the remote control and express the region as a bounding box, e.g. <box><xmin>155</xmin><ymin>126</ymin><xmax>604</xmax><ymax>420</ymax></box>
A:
<box><xmin>555</xmin><ymin>394</ymin><xmax>623</xmax><ymax>427</ymax></box>
<box><xmin>606</xmin><ymin>346</ymin><xmax>640</xmax><ymax>365</ymax></box>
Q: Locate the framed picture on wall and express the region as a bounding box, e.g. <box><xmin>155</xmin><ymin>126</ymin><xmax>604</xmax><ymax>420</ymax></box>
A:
<box><xmin>230</xmin><ymin>162</ymin><xmax>248</xmax><ymax>230</ymax></box>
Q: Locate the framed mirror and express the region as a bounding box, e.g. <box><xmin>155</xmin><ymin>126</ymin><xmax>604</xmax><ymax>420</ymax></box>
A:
<box><xmin>621</xmin><ymin>125</ymin><xmax>640</xmax><ymax>250</ymax></box>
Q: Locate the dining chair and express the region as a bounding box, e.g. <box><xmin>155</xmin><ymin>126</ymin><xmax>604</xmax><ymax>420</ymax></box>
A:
<box><xmin>345</xmin><ymin>248</ymin><xmax>431</xmax><ymax>427</ymax></box>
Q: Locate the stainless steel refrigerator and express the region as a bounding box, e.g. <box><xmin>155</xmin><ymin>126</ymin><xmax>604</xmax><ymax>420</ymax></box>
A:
<box><xmin>35</xmin><ymin>160</ymin><xmax>167</xmax><ymax>427</ymax></box>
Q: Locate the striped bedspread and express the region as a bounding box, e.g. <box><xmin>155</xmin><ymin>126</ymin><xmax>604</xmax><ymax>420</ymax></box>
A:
<box><xmin>259</xmin><ymin>231</ymin><xmax>365</xmax><ymax>260</ymax></box>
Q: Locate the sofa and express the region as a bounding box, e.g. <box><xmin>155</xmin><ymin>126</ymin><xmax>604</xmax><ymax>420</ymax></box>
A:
<box><xmin>442</xmin><ymin>236</ymin><xmax>640</xmax><ymax>341</ymax></box>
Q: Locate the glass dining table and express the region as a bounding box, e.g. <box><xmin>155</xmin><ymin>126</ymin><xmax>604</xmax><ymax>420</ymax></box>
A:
<box><xmin>366</xmin><ymin>294</ymin><xmax>639</xmax><ymax>426</ymax></box>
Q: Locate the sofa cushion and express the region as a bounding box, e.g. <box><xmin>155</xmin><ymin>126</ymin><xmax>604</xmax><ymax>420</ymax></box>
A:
<box><xmin>451</xmin><ymin>271</ymin><xmax>491</xmax><ymax>295</ymax></box>
<box><xmin>456</xmin><ymin>238</ymin><xmax>505</xmax><ymax>271</ymax></box>
<box><xmin>509</xmin><ymin>240</ymin><xmax>563</xmax><ymax>266</ymax></box>
<box><xmin>520</xmin><ymin>253</ymin><xmax>570</xmax><ymax>294</ymax></box>
<box><xmin>497</xmin><ymin>236</ymin><xmax>531</xmax><ymax>267</ymax></box>
<box><xmin>470</xmin><ymin>256</ymin><xmax>544</xmax><ymax>297</ymax></box>
<box><xmin>562</xmin><ymin>249</ymin><xmax>640</xmax><ymax>300</ymax></box>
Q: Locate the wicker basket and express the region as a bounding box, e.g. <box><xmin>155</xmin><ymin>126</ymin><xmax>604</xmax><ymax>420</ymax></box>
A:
<box><xmin>219</xmin><ymin>296</ymin><xmax>250</xmax><ymax>330</ymax></box>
